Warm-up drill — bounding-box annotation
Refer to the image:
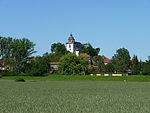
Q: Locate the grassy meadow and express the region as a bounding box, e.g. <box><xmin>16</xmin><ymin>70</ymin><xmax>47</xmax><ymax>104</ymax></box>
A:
<box><xmin>0</xmin><ymin>78</ymin><xmax>150</xmax><ymax>113</ymax></box>
<box><xmin>1</xmin><ymin>75</ymin><xmax>150</xmax><ymax>82</ymax></box>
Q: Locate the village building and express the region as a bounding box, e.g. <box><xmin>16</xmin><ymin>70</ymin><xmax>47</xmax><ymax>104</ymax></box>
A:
<box><xmin>66</xmin><ymin>34</ymin><xmax>82</xmax><ymax>56</ymax></box>
<box><xmin>100</xmin><ymin>55</ymin><xmax>112</xmax><ymax>65</ymax></box>
<box><xmin>49</xmin><ymin>62</ymin><xmax>59</xmax><ymax>70</ymax></box>
<box><xmin>49</xmin><ymin>34</ymin><xmax>112</xmax><ymax>73</ymax></box>
<box><xmin>80</xmin><ymin>53</ymin><xmax>93</xmax><ymax>65</ymax></box>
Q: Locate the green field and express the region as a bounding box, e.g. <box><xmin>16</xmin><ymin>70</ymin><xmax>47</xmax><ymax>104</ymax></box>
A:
<box><xmin>1</xmin><ymin>75</ymin><xmax>150</xmax><ymax>82</ymax></box>
<box><xmin>0</xmin><ymin>80</ymin><xmax>150</xmax><ymax>113</ymax></box>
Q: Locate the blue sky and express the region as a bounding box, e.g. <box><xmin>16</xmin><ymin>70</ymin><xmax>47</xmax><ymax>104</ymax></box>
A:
<box><xmin>0</xmin><ymin>0</ymin><xmax>150</xmax><ymax>61</ymax></box>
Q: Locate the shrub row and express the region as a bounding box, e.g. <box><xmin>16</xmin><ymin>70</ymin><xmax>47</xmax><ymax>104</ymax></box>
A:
<box><xmin>0</xmin><ymin>70</ymin><xmax>49</xmax><ymax>76</ymax></box>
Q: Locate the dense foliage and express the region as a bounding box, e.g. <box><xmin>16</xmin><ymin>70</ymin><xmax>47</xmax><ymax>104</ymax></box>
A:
<box><xmin>132</xmin><ymin>55</ymin><xmax>141</xmax><ymax>75</ymax></box>
<box><xmin>104</xmin><ymin>63</ymin><xmax>115</xmax><ymax>72</ymax></box>
<box><xmin>80</xmin><ymin>43</ymin><xmax>100</xmax><ymax>57</ymax></box>
<box><xmin>93</xmin><ymin>56</ymin><xmax>105</xmax><ymax>71</ymax></box>
<box><xmin>58</xmin><ymin>53</ymin><xmax>89</xmax><ymax>75</ymax></box>
<box><xmin>25</xmin><ymin>57</ymin><xmax>51</xmax><ymax>76</ymax></box>
<box><xmin>142</xmin><ymin>60</ymin><xmax>150</xmax><ymax>75</ymax></box>
<box><xmin>112</xmin><ymin>48</ymin><xmax>131</xmax><ymax>73</ymax></box>
<box><xmin>51</xmin><ymin>42</ymin><xmax>68</xmax><ymax>55</ymax></box>
<box><xmin>0</xmin><ymin>36</ymin><xmax>36</xmax><ymax>73</ymax></box>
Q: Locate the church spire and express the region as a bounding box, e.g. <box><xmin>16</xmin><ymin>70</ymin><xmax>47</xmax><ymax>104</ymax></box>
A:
<box><xmin>68</xmin><ymin>33</ymin><xmax>75</xmax><ymax>43</ymax></box>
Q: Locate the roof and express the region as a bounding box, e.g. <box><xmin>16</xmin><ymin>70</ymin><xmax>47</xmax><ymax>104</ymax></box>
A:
<box><xmin>101</xmin><ymin>55</ymin><xmax>107</xmax><ymax>59</ymax></box>
<box><xmin>80</xmin><ymin>53</ymin><xmax>91</xmax><ymax>58</ymax></box>
<box><xmin>100</xmin><ymin>56</ymin><xmax>112</xmax><ymax>63</ymax></box>
<box><xmin>68</xmin><ymin>34</ymin><xmax>75</xmax><ymax>41</ymax></box>
<box><xmin>49</xmin><ymin>62</ymin><xmax>59</xmax><ymax>65</ymax></box>
<box><xmin>104</xmin><ymin>59</ymin><xmax>112</xmax><ymax>63</ymax></box>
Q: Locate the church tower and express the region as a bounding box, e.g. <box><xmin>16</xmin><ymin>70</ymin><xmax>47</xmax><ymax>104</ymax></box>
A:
<box><xmin>66</xmin><ymin>34</ymin><xmax>75</xmax><ymax>53</ymax></box>
<box><xmin>66</xmin><ymin>34</ymin><xmax>82</xmax><ymax>56</ymax></box>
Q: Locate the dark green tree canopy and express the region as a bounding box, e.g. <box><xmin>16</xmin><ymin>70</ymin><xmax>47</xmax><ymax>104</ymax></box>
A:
<box><xmin>0</xmin><ymin>36</ymin><xmax>36</xmax><ymax>73</ymax></box>
<box><xmin>104</xmin><ymin>63</ymin><xmax>115</xmax><ymax>73</ymax></box>
<box><xmin>25</xmin><ymin>56</ymin><xmax>50</xmax><ymax>76</ymax></box>
<box><xmin>112</xmin><ymin>48</ymin><xmax>130</xmax><ymax>62</ymax></box>
<box><xmin>0</xmin><ymin>37</ymin><xmax>36</xmax><ymax>60</ymax></box>
<box><xmin>112</xmin><ymin>48</ymin><xmax>131</xmax><ymax>73</ymax></box>
<box><xmin>132</xmin><ymin>55</ymin><xmax>141</xmax><ymax>75</ymax></box>
<box><xmin>80</xmin><ymin>43</ymin><xmax>100</xmax><ymax>57</ymax></box>
<box><xmin>93</xmin><ymin>56</ymin><xmax>105</xmax><ymax>71</ymax></box>
<box><xmin>51</xmin><ymin>42</ymin><xmax>68</xmax><ymax>55</ymax></box>
<box><xmin>142</xmin><ymin>60</ymin><xmax>150</xmax><ymax>75</ymax></box>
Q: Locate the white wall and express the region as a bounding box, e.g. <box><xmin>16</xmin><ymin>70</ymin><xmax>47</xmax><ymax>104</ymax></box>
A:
<box><xmin>75</xmin><ymin>51</ymin><xmax>79</xmax><ymax>56</ymax></box>
<box><xmin>66</xmin><ymin>43</ymin><xmax>74</xmax><ymax>53</ymax></box>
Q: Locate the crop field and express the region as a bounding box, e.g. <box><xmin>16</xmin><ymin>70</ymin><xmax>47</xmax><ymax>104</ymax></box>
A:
<box><xmin>0</xmin><ymin>80</ymin><xmax>150</xmax><ymax>113</ymax></box>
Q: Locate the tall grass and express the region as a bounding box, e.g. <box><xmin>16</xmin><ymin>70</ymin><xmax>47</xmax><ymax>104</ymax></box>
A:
<box><xmin>0</xmin><ymin>80</ymin><xmax>150</xmax><ymax>113</ymax></box>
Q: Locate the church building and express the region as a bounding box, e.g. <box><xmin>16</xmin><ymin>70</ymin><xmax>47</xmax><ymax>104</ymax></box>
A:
<box><xmin>66</xmin><ymin>34</ymin><xmax>82</xmax><ymax>56</ymax></box>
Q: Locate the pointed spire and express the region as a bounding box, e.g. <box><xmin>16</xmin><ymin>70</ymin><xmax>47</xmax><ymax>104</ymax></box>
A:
<box><xmin>68</xmin><ymin>33</ymin><xmax>75</xmax><ymax>43</ymax></box>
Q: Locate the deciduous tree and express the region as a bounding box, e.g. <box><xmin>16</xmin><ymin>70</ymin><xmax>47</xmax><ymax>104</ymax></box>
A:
<box><xmin>80</xmin><ymin>43</ymin><xmax>100</xmax><ymax>57</ymax></box>
<box><xmin>58</xmin><ymin>53</ymin><xmax>89</xmax><ymax>75</ymax></box>
<box><xmin>132</xmin><ymin>55</ymin><xmax>140</xmax><ymax>75</ymax></box>
<box><xmin>93</xmin><ymin>56</ymin><xmax>105</xmax><ymax>71</ymax></box>
<box><xmin>51</xmin><ymin>42</ymin><xmax>68</xmax><ymax>55</ymax></box>
<box><xmin>112</xmin><ymin>48</ymin><xmax>131</xmax><ymax>73</ymax></box>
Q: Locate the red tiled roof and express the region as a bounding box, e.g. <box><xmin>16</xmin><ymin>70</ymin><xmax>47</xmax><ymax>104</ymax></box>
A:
<box><xmin>104</xmin><ymin>59</ymin><xmax>112</xmax><ymax>63</ymax></box>
<box><xmin>49</xmin><ymin>62</ymin><xmax>59</xmax><ymax>65</ymax></box>
<box><xmin>80</xmin><ymin>53</ymin><xmax>90</xmax><ymax>58</ymax></box>
<box><xmin>100</xmin><ymin>56</ymin><xmax>112</xmax><ymax>63</ymax></box>
<box><xmin>101</xmin><ymin>55</ymin><xmax>106</xmax><ymax>59</ymax></box>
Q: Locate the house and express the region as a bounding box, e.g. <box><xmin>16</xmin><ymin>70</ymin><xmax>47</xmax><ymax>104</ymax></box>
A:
<box><xmin>49</xmin><ymin>62</ymin><xmax>59</xmax><ymax>70</ymax></box>
<box><xmin>66</xmin><ymin>34</ymin><xmax>82</xmax><ymax>56</ymax></box>
<box><xmin>100</xmin><ymin>55</ymin><xmax>112</xmax><ymax>65</ymax></box>
<box><xmin>80</xmin><ymin>53</ymin><xmax>93</xmax><ymax>65</ymax></box>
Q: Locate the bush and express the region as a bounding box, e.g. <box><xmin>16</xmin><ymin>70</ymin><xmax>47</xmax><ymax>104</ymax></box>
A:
<box><xmin>25</xmin><ymin>57</ymin><xmax>51</xmax><ymax>76</ymax></box>
<box><xmin>142</xmin><ymin>61</ymin><xmax>150</xmax><ymax>75</ymax></box>
<box><xmin>15</xmin><ymin>78</ymin><xmax>25</xmax><ymax>82</ymax></box>
<box><xmin>0</xmin><ymin>75</ymin><xmax>2</xmax><ymax>78</ymax></box>
<box><xmin>0</xmin><ymin>70</ymin><xmax>20</xmax><ymax>76</ymax></box>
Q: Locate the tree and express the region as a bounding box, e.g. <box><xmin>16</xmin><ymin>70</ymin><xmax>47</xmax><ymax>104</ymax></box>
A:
<box><xmin>25</xmin><ymin>57</ymin><xmax>51</xmax><ymax>76</ymax></box>
<box><xmin>51</xmin><ymin>42</ymin><xmax>68</xmax><ymax>55</ymax></box>
<box><xmin>112</xmin><ymin>48</ymin><xmax>131</xmax><ymax>73</ymax></box>
<box><xmin>58</xmin><ymin>53</ymin><xmax>89</xmax><ymax>75</ymax></box>
<box><xmin>142</xmin><ymin>61</ymin><xmax>150</xmax><ymax>75</ymax></box>
<box><xmin>104</xmin><ymin>63</ymin><xmax>115</xmax><ymax>72</ymax></box>
<box><xmin>80</xmin><ymin>43</ymin><xmax>100</xmax><ymax>57</ymax></box>
<box><xmin>142</xmin><ymin>57</ymin><xmax>150</xmax><ymax>75</ymax></box>
<box><xmin>93</xmin><ymin>56</ymin><xmax>105</xmax><ymax>71</ymax></box>
<box><xmin>11</xmin><ymin>38</ymin><xmax>36</xmax><ymax>72</ymax></box>
<box><xmin>0</xmin><ymin>36</ymin><xmax>36</xmax><ymax>73</ymax></box>
<box><xmin>132</xmin><ymin>55</ymin><xmax>140</xmax><ymax>75</ymax></box>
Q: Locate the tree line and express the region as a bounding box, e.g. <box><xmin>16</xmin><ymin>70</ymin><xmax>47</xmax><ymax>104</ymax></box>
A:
<box><xmin>0</xmin><ymin>35</ymin><xmax>150</xmax><ymax>76</ymax></box>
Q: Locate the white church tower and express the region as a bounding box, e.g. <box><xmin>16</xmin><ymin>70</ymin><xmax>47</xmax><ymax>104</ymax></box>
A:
<box><xmin>66</xmin><ymin>34</ymin><xmax>82</xmax><ymax>56</ymax></box>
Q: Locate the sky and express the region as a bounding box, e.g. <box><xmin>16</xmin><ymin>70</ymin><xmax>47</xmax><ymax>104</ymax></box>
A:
<box><xmin>0</xmin><ymin>0</ymin><xmax>150</xmax><ymax>61</ymax></box>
